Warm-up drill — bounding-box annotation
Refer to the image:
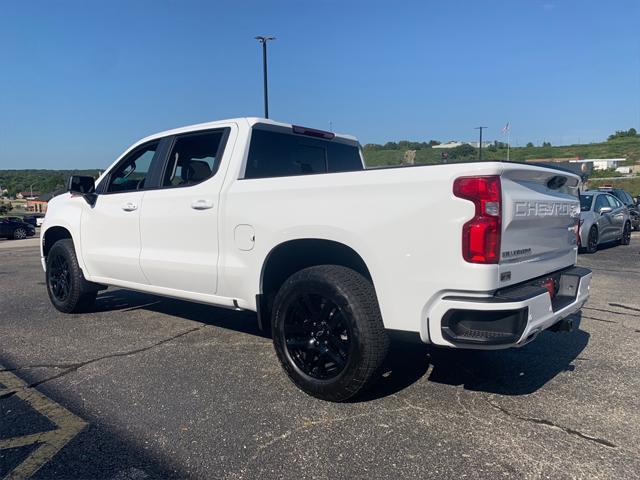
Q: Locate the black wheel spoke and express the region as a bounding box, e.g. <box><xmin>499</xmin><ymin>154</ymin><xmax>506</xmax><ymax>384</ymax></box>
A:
<box><xmin>327</xmin><ymin>333</ymin><xmax>346</xmax><ymax>353</ymax></box>
<box><xmin>298</xmin><ymin>294</ymin><xmax>317</xmax><ymax>319</ymax></box>
<box><xmin>286</xmin><ymin>338</ymin><xmax>309</xmax><ymax>350</ymax></box>
<box><xmin>321</xmin><ymin>347</ymin><xmax>345</xmax><ymax>368</ymax></box>
<box><xmin>283</xmin><ymin>293</ymin><xmax>351</xmax><ymax>380</ymax></box>
<box><xmin>284</xmin><ymin>323</ymin><xmax>308</xmax><ymax>335</ymax></box>
<box><xmin>48</xmin><ymin>254</ymin><xmax>71</xmax><ymax>302</ymax></box>
<box><xmin>317</xmin><ymin>301</ymin><xmax>336</xmax><ymax>324</ymax></box>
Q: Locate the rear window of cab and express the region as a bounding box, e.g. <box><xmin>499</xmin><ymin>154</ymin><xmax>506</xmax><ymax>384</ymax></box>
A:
<box><xmin>244</xmin><ymin>128</ymin><xmax>363</xmax><ymax>179</ymax></box>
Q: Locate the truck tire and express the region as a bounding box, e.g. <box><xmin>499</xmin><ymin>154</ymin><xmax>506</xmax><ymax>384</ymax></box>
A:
<box><xmin>46</xmin><ymin>239</ymin><xmax>97</xmax><ymax>313</ymax></box>
<box><xmin>620</xmin><ymin>221</ymin><xmax>631</xmax><ymax>245</ymax></box>
<box><xmin>271</xmin><ymin>265</ymin><xmax>389</xmax><ymax>402</ymax></box>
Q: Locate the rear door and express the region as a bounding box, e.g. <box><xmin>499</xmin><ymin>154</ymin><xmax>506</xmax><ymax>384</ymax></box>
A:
<box><xmin>499</xmin><ymin>167</ymin><xmax>580</xmax><ymax>286</ymax></box>
<box><xmin>138</xmin><ymin>126</ymin><xmax>234</xmax><ymax>295</ymax></box>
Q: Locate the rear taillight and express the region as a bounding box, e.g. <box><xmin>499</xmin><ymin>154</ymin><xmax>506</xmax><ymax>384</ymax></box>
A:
<box><xmin>453</xmin><ymin>175</ymin><xmax>501</xmax><ymax>264</ymax></box>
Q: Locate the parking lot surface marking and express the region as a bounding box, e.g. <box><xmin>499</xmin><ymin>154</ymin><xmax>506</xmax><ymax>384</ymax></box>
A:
<box><xmin>0</xmin><ymin>234</ymin><xmax>639</xmax><ymax>478</ymax></box>
<box><xmin>0</xmin><ymin>367</ymin><xmax>86</xmax><ymax>479</ymax></box>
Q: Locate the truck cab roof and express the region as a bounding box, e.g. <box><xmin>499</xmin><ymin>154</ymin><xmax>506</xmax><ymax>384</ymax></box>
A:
<box><xmin>136</xmin><ymin>117</ymin><xmax>358</xmax><ymax>146</ymax></box>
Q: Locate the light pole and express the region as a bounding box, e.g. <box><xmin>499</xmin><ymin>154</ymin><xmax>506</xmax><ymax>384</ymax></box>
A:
<box><xmin>255</xmin><ymin>35</ymin><xmax>275</xmax><ymax>118</ymax></box>
<box><xmin>475</xmin><ymin>126</ymin><xmax>487</xmax><ymax>161</ymax></box>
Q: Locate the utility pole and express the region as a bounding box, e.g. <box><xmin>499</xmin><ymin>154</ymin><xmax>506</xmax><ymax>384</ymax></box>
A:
<box><xmin>255</xmin><ymin>35</ymin><xmax>275</xmax><ymax>118</ymax></box>
<box><xmin>475</xmin><ymin>126</ymin><xmax>487</xmax><ymax>161</ymax></box>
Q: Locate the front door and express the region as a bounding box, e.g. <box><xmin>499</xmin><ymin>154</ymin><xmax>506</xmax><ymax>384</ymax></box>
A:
<box><xmin>606</xmin><ymin>194</ymin><xmax>626</xmax><ymax>237</ymax></box>
<box><xmin>80</xmin><ymin>140</ymin><xmax>160</xmax><ymax>284</ymax></box>
<box><xmin>594</xmin><ymin>194</ymin><xmax>615</xmax><ymax>241</ymax></box>
<box><xmin>139</xmin><ymin>127</ymin><xmax>233</xmax><ymax>295</ymax></box>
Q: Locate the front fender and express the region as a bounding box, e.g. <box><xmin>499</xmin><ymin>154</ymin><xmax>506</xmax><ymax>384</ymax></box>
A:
<box><xmin>41</xmin><ymin>194</ymin><xmax>87</xmax><ymax>274</ymax></box>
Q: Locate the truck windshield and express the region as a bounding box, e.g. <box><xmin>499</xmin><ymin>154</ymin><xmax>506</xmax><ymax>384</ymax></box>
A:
<box><xmin>580</xmin><ymin>194</ymin><xmax>594</xmax><ymax>211</ymax></box>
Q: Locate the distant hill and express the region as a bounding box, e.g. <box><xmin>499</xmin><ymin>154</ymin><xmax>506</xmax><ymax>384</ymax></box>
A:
<box><xmin>0</xmin><ymin>169</ymin><xmax>101</xmax><ymax>197</ymax></box>
<box><xmin>362</xmin><ymin>136</ymin><xmax>640</xmax><ymax>167</ymax></box>
<box><xmin>2</xmin><ymin>136</ymin><xmax>640</xmax><ymax>197</ymax></box>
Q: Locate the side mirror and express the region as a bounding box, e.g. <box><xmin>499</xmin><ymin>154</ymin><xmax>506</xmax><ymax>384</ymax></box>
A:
<box><xmin>598</xmin><ymin>206</ymin><xmax>612</xmax><ymax>215</ymax></box>
<box><xmin>68</xmin><ymin>175</ymin><xmax>95</xmax><ymax>194</ymax></box>
<box><xmin>68</xmin><ymin>175</ymin><xmax>97</xmax><ymax>206</ymax></box>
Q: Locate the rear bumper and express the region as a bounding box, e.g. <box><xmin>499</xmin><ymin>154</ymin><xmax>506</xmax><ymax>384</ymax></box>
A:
<box><xmin>424</xmin><ymin>266</ymin><xmax>591</xmax><ymax>349</ymax></box>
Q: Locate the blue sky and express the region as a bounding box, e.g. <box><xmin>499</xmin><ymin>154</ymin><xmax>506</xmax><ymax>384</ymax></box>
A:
<box><xmin>1</xmin><ymin>0</ymin><xmax>639</xmax><ymax>169</ymax></box>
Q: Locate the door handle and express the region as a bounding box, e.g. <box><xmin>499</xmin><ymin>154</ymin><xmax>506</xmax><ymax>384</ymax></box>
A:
<box><xmin>191</xmin><ymin>199</ymin><xmax>214</xmax><ymax>210</ymax></box>
<box><xmin>121</xmin><ymin>202</ymin><xmax>138</xmax><ymax>212</ymax></box>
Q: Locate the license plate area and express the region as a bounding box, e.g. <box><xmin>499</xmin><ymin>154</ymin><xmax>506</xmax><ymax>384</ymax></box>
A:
<box><xmin>494</xmin><ymin>266</ymin><xmax>589</xmax><ymax>312</ymax></box>
<box><xmin>534</xmin><ymin>271</ymin><xmax>580</xmax><ymax>312</ymax></box>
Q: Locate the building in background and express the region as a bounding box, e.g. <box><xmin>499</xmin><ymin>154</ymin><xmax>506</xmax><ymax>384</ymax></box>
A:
<box><xmin>568</xmin><ymin>158</ymin><xmax>625</xmax><ymax>171</ymax></box>
<box><xmin>26</xmin><ymin>189</ymin><xmax>65</xmax><ymax>213</ymax></box>
<box><xmin>16</xmin><ymin>191</ymin><xmax>40</xmax><ymax>200</ymax></box>
<box><xmin>432</xmin><ymin>140</ymin><xmax>493</xmax><ymax>149</ymax></box>
<box><xmin>432</xmin><ymin>141</ymin><xmax>464</xmax><ymax>149</ymax></box>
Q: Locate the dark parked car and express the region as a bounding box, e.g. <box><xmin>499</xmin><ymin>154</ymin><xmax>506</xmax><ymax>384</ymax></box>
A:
<box><xmin>598</xmin><ymin>187</ymin><xmax>640</xmax><ymax>231</ymax></box>
<box><xmin>23</xmin><ymin>214</ymin><xmax>45</xmax><ymax>227</ymax></box>
<box><xmin>0</xmin><ymin>218</ymin><xmax>36</xmax><ymax>240</ymax></box>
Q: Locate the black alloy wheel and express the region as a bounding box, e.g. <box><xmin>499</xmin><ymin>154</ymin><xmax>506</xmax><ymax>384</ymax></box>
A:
<box><xmin>283</xmin><ymin>293</ymin><xmax>352</xmax><ymax>380</ymax></box>
<box><xmin>48</xmin><ymin>253</ymin><xmax>71</xmax><ymax>302</ymax></box>
<box><xmin>46</xmin><ymin>238</ymin><xmax>97</xmax><ymax>313</ymax></box>
<box><xmin>272</xmin><ymin>265</ymin><xmax>389</xmax><ymax>402</ymax></box>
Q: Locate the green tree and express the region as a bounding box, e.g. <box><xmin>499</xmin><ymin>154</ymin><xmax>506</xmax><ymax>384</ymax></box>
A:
<box><xmin>608</xmin><ymin>128</ymin><xmax>639</xmax><ymax>141</ymax></box>
<box><xmin>526</xmin><ymin>142</ymin><xmax>534</xmax><ymax>148</ymax></box>
<box><xmin>448</xmin><ymin>144</ymin><xmax>477</xmax><ymax>160</ymax></box>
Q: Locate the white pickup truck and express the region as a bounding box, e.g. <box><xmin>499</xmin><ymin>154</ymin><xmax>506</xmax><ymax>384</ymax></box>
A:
<box><xmin>41</xmin><ymin>118</ymin><xmax>591</xmax><ymax>401</ymax></box>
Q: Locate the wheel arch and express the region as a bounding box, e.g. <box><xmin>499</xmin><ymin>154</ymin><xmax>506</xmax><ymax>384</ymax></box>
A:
<box><xmin>43</xmin><ymin>226</ymin><xmax>73</xmax><ymax>258</ymax></box>
<box><xmin>257</xmin><ymin>238</ymin><xmax>374</xmax><ymax>330</ymax></box>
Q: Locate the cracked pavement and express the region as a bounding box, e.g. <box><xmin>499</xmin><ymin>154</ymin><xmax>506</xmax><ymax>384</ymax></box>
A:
<box><xmin>1</xmin><ymin>234</ymin><xmax>639</xmax><ymax>479</ymax></box>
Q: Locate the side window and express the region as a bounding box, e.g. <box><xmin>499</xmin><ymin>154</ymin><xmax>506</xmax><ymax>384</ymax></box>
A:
<box><xmin>107</xmin><ymin>142</ymin><xmax>158</xmax><ymax>193</ymax></box>
<box><xmin>326</xmin><ymin>142</ymin><xmax>363</xmax><ymax>173</ymax></box>
<box><xmin>613</xmin><ymin>196</ymin><xmax>623</xmax><ymax>208</ymax></box>
<box><xmin>245</xmin><ymin>129</ymin><xmax>325</xmax><ymax>179</ymax></box>
<box><xmin>163</xmin><ymin>130</ymin><xmax>226</xmax><ymax>187</ymax></box>
<box><xmin>244</xmin><ymin>128</ymin><xmax>363</xmax><ymax>179</ymax></box>
<box><xmin>594</xmin><ymin>195</ymin><xmax>608</xmax><ymax>212</ymax></box>
<box><xmin>605</xmin><ymin>195</ymin><xmax>620</xmax><ymax>208</ymax></box>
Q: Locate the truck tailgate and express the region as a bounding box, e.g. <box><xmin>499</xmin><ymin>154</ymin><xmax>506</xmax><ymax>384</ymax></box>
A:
<box><xmin>499</xmin><ymin>167</ymin><xmax>580</xmax><ymax>286</ymax></box>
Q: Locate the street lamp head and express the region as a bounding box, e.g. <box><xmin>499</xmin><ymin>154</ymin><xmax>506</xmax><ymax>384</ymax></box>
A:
<box><xmin>255</xmin><ymin>35</ymin><xmax>276</xmax><ymax>42</ymax></box>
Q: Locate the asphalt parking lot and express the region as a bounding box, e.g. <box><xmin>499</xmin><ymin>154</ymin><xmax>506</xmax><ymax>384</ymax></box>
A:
<box><xmin>1</xmin><ymin>235</ymin><xmax>639</xmax><ymax>479</ymax></box>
